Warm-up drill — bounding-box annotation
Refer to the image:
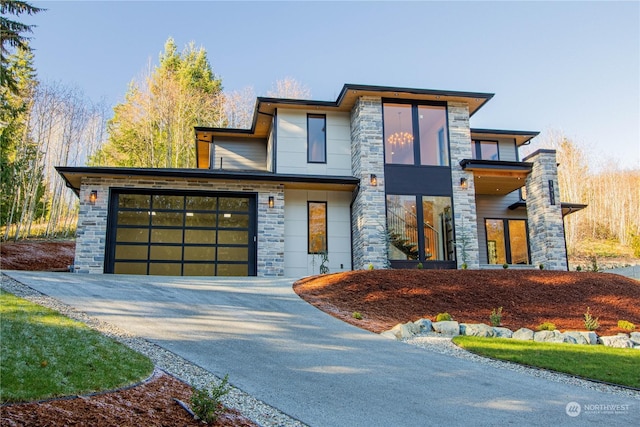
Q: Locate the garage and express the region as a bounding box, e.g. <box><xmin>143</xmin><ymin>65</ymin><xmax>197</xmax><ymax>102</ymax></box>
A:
<box><xmin>104</xmin><ymin>189</ymin><xmax>257</xmax><ymax>276</ymax></box>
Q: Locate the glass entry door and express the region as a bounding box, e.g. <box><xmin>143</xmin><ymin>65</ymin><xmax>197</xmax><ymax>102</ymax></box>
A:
<box><xmin>106</xmin><ymin>190</ymin><xmax>256</xmax><ymax>276</ymax></box>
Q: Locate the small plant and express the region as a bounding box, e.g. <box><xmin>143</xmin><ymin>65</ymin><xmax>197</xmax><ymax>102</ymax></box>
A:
<box><xmin>435</xmin><ymin>312</ymin><xmax>453</xmax><ymax>322</ymax></box>
<box><xmin>368</xmin><ymin>263</ymin><xmax>374</xmax><ymax>270</ymax></box>
<box><xmin>490</xmin><ymin>307</ymin><xmax>503</xmax><ymax>327</ymax></box>
<box><xmin>502</xmin><ymin>263</ymin><xmax>509</xmax><ymax>269</ymax></box>
<box><xmin>536</xmin><ymin>322</ymin><xmax>556</xmax><ymax>331</ymax></box>
<box><xmin>589</xmin><ymin>256</ymin><xmax>600</xmax><ymax>272</ymax></box>
<box><xmin>583</xmin><ymin>307</ymin><xmax>599</xmax><ymax>331</ymax></box>
<box><xmin>352</xmin><ymin>311</ymin><xmax>363</xmax><ymax>320</ymax></box>
<box><xmin>319</xmin><ymin>251</ymin><xmax>330</xmax><ymax>274</ymax></box>
<box><xmin>461</xmin><ymin>263</ymin><xmax>468</xmax><ymax>270</ymax></box>
<box><xmin>618</xmin><ymin>320</ymin><xmax>636</xmax><ymax>331</ymax></box>
<box><xmin>576</xmin><ymin>266</ymin><xmax>582</xmax><ymax>272</ymax></box>
<box><xmin>416</xmin><ymin>262</ymin><xmax>423</xmax><ymax>269</ymax></box>
<box><xmin>190</xmin><ymin>374</ymin><xmax>230</xmax><ymax>424</ymax></box>
<box><xmin>538</xmin><ymin>263</ymin><xmax>544</xmax><ymax>270</ymax></box>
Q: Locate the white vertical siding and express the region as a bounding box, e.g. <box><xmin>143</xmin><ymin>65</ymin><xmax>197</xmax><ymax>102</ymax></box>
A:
<box><xmin>284</xmin><ymin>189</ymin><xmax>352</xmax><ymax>277</ymax></box>
<box><xmin>276</xmin><ymin>109</ymin><xmax>352</xmax><ymax>176</ymax></box>
<box><xmin>497</xmin><ymin>138</ymin><xmax>518</xmax><ymax>162</ymax></box>
<box><xmin>212</xmin><ymin>137</ymin><xmax>267</xmax><ymax>171</ymax></box>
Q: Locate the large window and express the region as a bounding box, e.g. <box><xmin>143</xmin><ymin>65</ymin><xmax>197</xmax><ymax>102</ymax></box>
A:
<box><xmin>307</xmin><ymin>114</ymin><xmax>326</xmax><ymax>163</ymax></box>
<box><xmin>383</xmin><ymin>102</ymin><xmax>448</xmax><ymax>166</ymax></box>
<box><xmin>485</xmin><ymin>219</ymin><xmax>529</xmax><ymax>265</ymax></box>
<box><xmin>308</xmin><ymin>201</ymin><xmax>327</xmax><ymax>254</ymax></box>
<box><xmin>386</xmin><ymin>195</ymin><xmax>453</xmax><ymax>262</ymax></box>
<box><xmin>107</xmin><ymin>191</ymin><xmax>255</xmax><ymax>276</ymax></box>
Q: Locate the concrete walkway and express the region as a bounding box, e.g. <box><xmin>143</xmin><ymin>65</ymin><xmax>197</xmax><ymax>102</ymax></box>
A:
<box><xmin>3</xmin><ymin>271</ymin><xmax>638</xmax><ymax>426</ymax></box>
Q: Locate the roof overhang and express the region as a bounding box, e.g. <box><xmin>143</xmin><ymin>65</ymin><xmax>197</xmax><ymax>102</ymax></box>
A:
<box><xmin>508</xmin><ymin>201</ymin><xmax>588</xmax><ymax>217</ymax></box>
<box><xmin>195</xmin><ymin>84</ymin><xmax>495</xmax><ymax>141</ymax></box>
<box><xmin>56</xmin><ymin>166</ymin><xmax>360</xmax><ymax>195</ymax></box>
<box><xmin>470</xmin><ymin>128</ymin><xmax>540</xmax><ymax>146</ymax></box>
<box><xmin>460</xmin><ymin>159</ymin><xmax>533</xmax><ymax>195</ymax></box>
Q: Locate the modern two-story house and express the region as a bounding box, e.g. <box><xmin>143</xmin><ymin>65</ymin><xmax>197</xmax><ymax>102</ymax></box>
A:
<box><xmin>57</xmin><ymin>84</ymin><xmax>585</xmax><ymax>276</ymax></box>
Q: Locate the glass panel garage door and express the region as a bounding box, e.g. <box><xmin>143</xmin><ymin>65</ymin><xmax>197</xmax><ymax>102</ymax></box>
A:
<box><xmin>106</xmin><ymin>190</ymin><xmax>256</xmax><ymax>276</ymax></box>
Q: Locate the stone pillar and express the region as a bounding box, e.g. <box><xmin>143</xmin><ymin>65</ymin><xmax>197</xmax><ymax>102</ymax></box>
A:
<box><xmin>74</xmin><ymin>179</ymin><xmax>109</xmax><ymax>273</ymax></box>
<box><xmin>350</xmin><ymin>96</ymin><xmax>388</xmax><ymax>269</ymax></box>
<box><xmin>523</xmin><ymin>149</ymin><xmax>568</xmax><ymax>271</ymax></box>
<box><xmin>447</xmin><ymin>102</ymin><xmax>480</xmax><ymax>269</ymax></box>
<box><xmin>257</xmin><ymin>187</ymin><xmax>285</xmax><ymax>277</ymax></box>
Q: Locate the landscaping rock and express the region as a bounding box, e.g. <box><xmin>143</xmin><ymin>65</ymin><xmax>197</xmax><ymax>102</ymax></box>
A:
<box><xmin>577</xmin><ymin>331</ymin><xmax>598</xmax><ymax>345</ymax></box>
<box><xmin>493</xmin><ymin>327</ymin><xmax>513</xmax><ymax>338</ymax></box>
<box><xmin>563</xmin><ymin>331</ymin><xmax>589</xmax><ymax>345</ymax></box>
<box><xmin>414</xmin><ymin>318</ymin><xmax>433</xmax><ymax>333</ymax></box>
<box><xmin>630</xmin><ymin>332</ymin><xmax>640</xmax><ymax>346</ymax></box>
<box><xmin>599</xmin><ymin>334</ymin><xmax>633</xmax><ymax>348</ymax></box>
<box><xmin>561</xmin><ymin>334</ymin><xmax>578</xmax><ymax>344</ymax></box>
<box><xmin>388</xmin><ymin>322</ymin><xmax>420</xmax><ymax>339</ymax></box>
<box><xmin>512</xmin><ymin>328</ymin><xmax>534</xmax><ymax>341</ymax></box>
<box><xmin>380</xmin><ymin>331</ymin><xmax>398</xmax><ymax>340</ymax></box>
<box><xmin>460</xmin><ymin>323</ymin><xmax>495</xmax><ymax>338</ymax></box>
<box><xmin>432</xmin><ymin>321</ymin><xmax>460</xmax><ymax>336</ymax></box>
<box><xmin>533</xmin><ymin>330</ymin><xmax>564</xmax><ymax>343</ymax></box>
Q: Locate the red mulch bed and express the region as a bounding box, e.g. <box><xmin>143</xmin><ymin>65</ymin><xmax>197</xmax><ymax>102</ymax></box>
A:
<box><xmin>293</xmin><ymin>269</ymin><xmax>640</xmax><ymax>335</ymax></box>
<box><xmin>1</xmin><ymin>371</ymin><xmax>256</xmax><ymax>427</ymax></box>
<box><xmin>0</xmin><ymin>240</ymin><xmax>75</xmax><ymax>271</ymax></box>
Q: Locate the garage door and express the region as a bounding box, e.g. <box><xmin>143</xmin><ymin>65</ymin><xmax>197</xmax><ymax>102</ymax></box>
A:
<box><xmin>105</xmin><ymin>190</ymin><xmax>256</xmax><ymax>276</ymax></box>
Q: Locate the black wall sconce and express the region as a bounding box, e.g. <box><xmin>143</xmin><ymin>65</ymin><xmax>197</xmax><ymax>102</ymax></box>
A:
<box><xmin>370</xmin><ymin>174</ymin><xmax>378</xmax><ymax>186</ymax></box>
<box><xmin>460</xmin><ymin>177</ymin><xmax>468</xmax><ymax>189</ymax></box>
<box><xmin>89</xmin><ymin>190</ymin><xmax>98</xmax><ymax>205</ymax></box>
<box><xmin>268</xmin><ymin>196</ymin><xmax>274</xmax><ymax>208</ymax></box>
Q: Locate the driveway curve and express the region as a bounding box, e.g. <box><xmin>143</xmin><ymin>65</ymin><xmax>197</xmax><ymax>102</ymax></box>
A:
<box><xmin>4</xmin><ymin>271</ymin><xmax>638</xmax><ymax>426</ymax></box>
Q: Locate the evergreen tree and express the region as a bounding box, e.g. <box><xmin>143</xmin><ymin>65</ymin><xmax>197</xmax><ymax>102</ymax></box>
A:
<box><xmin>91</xmin><ymin>38</ymin><xmax>225</xmax><ymax>168</ymax></box>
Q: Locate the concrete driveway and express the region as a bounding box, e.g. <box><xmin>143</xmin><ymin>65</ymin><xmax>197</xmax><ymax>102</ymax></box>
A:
<box><xmin>3</xmin><ymin>271</ymin><xmax>638</xmax><ymax>426</ymax></box>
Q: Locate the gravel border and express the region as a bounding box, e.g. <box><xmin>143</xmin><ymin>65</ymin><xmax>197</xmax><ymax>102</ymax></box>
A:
<box><xmin>2</xmin><ymin>272</ymin><xmax>638</xmax><ymax>427</ymax></box>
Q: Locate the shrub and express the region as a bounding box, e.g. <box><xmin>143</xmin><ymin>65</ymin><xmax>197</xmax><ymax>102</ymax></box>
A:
<box><xmin>190</xmin><ymin>374</ymin><xmax>230</xmax><ymax>424</ymax></box>
<box><xmin>368</xmin><ymin>263</ymin><xmax>374</xmax><ymax>270</ymax></box>
<box><xmin>490</xmin><ymin>307</ymin><xmax>503</xmax><ymax>327</ymax></box>
<box><xmin>538</xmin><ymin>263</ymin><xmax>544</xmax><ymax>270</ymax></box>
<box><xmin>435</xmin><ymin>312</ymin><xmax>453</xmax><ymax>322</ymax></box>
<box><xmin>583</xmin><ymin>307</ymin><xmax>599</xmax><ymax>331</ymax></box>
<box><xmin>352</xmin><ymin>312</ymin><xmax>363</xmax><ymax>320</ymax></box>
<box><xmin>502</xmin><ymin>263</ymin><xmax>509</xmax><ymax>269</ymax></box>
<box><xmin>618</xmin><ymin>320</ymin><xmax>636</xmax><ymax>331</ymax></box>
<box><xmin>589</xmin><ymin>256</ymin><xmax>600</xmax><ymax>272</ymax></box>
<box><xmin>416</xmin><ymin>262</ymin><xmax>423</xmax><ymax>269</ymax></box>
<box><xmin>576</xmin><ymin>266</ymin><xmax>582</xmax><ymax>272</ymax></box>
<box><xmin>536</xmin><ymin>322</ymin><xmax>556</xmax><ymax>331</ymax></box>
<box><xmin>461</xmin><ymin>263</ymin><xmax>468</xmax><ymax>270</ymax></box>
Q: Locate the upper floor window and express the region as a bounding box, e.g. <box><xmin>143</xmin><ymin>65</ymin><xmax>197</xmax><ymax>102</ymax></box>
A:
<box><xmin>473</xmin><ymin>140</ymin><xmax>499</xmax><ymax>160</ymax></box>
<box><xmin>383</xmin><ymin>102</ymin><xmax>448</xmax><ymax>166</ymax></box>
<box><xmin>307</xmin><ymin>114</ymin><xmax>326</xmax><ymax>163</ymax></box>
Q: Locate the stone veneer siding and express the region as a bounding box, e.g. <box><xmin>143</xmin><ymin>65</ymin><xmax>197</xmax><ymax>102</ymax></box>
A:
<box><xmin>74</xmin><ymin>176</ymin><xmax>285</xmax><ymax>276</ymax></box>
<box><xmin>350</xmin><ymin>96</ymin><xmax>388</xmax><ymax>269</ymax></box>
<box><xmin>523</xmin><ymin>149</ymin><xmax>568</xmax><ymax>270</ymax></box>
<box><xmin>447</xmin><ymin>102</ymin><xmax>480</xmax><ymax>269</ymax></box>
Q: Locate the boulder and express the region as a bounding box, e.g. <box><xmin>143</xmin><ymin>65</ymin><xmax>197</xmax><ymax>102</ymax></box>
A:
<box><xmin>577</xmin><ymin>331</ymin><xmax>599</xmax><ymax>345</ymax></box>
<box><xmin>388</xmin><ymin>322</ymin><xmax>420</xmax><ymax>339</ymax></box>
<box><xmin>380</xmin><ymin>330</ymin><xmax>398</xmax><ymax>340</ymax></box>
<box><xmin>533</xmin><ymin>330</ymin><xmax>564</xmax><ymax>343</ymax></box>
<box><xmin>562</xmin><ymin>334</ymin><xmax>578</xmax><ymax>344</ymax></box>
<box><xmin>630</xmin><ymin>332</ymin><xmax>640</xmax><ymax>346</ymax></box>
<box><xmin>414</xmin><ymin>318</ymin><xmax>433</xmax><ymax>333</ymax></box>
<box><xmin>493</xmin><ymin>327</ymin><xmax>513</xmax><ymax>338</ymax></box>
<box><xmin>432</xmin><ymin>321</ymin><xmax>460</xmax><ymax>336</ymax></box>
<box><xmin>599</xmin><ymin>334</ymin><xmax>633</xmax><ymax>348</ymax></box>
<box><xmin>460</xmin><ymin>323</ymin><xmax>495</xmax><ymax>338</ymax></box>
<box><xmin>512</xmin><ymin>328</ymin><xmax>534</xmax><ymax>341</ymax></box>
<box><xmin>563</xmin><ymin>331</ymin><xmax>590</xmax><ymax>345</ymax></box>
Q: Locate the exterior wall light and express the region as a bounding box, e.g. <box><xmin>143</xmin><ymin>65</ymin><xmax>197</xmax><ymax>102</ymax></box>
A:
<box><xmin>89</xmin><ymin>190</ymin><xmax>98</xmax><ymax>205</ymax></box>
<box><xmin>268</xmin><ymin>196</ymin><xmax>275</xmax><ymax>208</ymax></box>
<box><xmin>460</xmin><ymin>177</ymin><xmax>468</xmax><ymax>189</ymax></box>
<box><xmin>370</xmin><ymin>174</ymin><xmax>378</xmax><ymax>186</ymax></box>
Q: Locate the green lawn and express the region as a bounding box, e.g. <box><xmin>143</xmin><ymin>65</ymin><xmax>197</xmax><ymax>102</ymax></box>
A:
<box><xmin>453</xmin><ymin>335</ymin><xmax>640</xmax><ymax>388</ymax></box>
<box><xmin>0</xmin><ymin>290</ymin><xmax>154</xmax><ymax>403</ymax></box>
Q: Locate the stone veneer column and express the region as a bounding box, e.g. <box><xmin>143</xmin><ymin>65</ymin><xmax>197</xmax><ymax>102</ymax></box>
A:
<box><xmin>350</xmin><ymin>96</ymin><xmax>388</xmax><ymax>269</ymax></box>
<box><xmin>73</xmin><ymin>177</ymin><xmax>285</xmax><ymax>276</ymax></box>
<box><xmin>523</xmin><ymin>149</ymin><xmax>568</xmax><ymax>271</ymax></box>
<box><xmin>447</xmin><ymin>102</ymin><xmax>480</xmax><ymax>269</ymax></box>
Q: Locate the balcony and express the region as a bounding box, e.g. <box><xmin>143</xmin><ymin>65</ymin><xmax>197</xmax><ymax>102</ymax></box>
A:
<box><xmin>459</xmin><ymin>159</ymin><xmax>532</xmax><ymax>196</ymax></box>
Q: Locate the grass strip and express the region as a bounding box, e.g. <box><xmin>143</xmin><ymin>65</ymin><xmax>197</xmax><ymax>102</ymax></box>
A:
<box><xmin>452</xmin><ymin>335</ymin><xmax>640</xmax><ymax>388</ymax></box>
<box><xmin>0</xmin><ymin>289</ymin><xmax>154</xmax><ymax>403</ymax></box>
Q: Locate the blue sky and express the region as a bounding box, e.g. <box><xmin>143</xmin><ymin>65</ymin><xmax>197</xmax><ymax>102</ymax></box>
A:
<box><xmin>26</xmin><ymin>1</ymin><xmax>640</xmax><ymax>169</ymax></box>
